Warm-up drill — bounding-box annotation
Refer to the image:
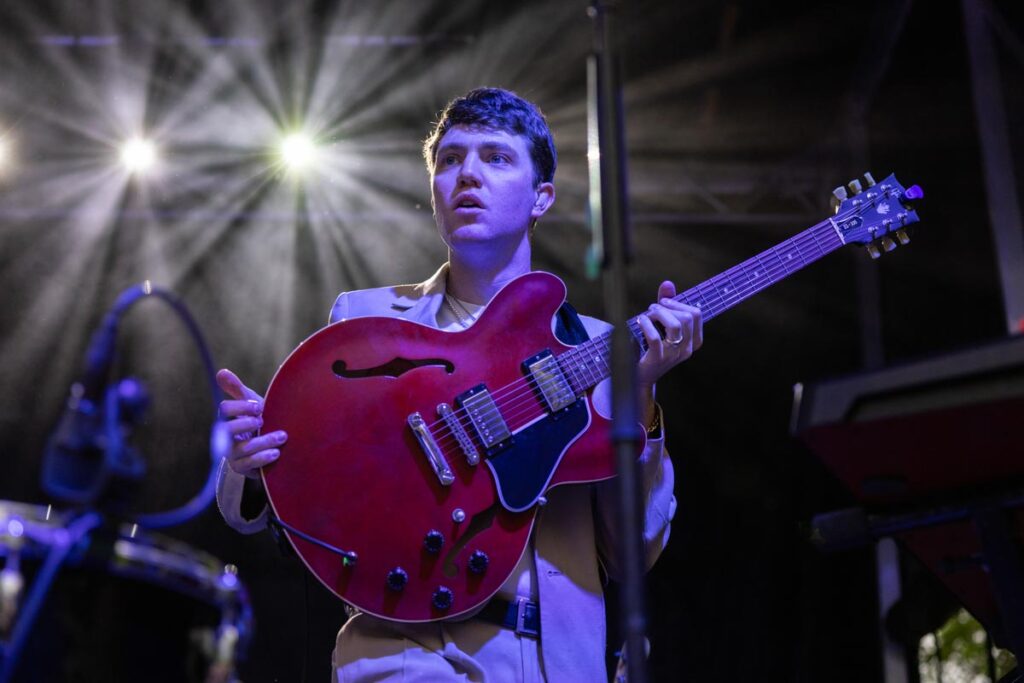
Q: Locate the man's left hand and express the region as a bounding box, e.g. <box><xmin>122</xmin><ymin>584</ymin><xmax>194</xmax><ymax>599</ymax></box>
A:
<box><xmin>636</xmin><ymin>280</ymin><xmax>704</xmax><ymax>389</ymax></box>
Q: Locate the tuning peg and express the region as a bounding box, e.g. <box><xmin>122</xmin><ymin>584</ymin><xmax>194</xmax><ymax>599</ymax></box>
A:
<box><xmin>848</xmin><ymin>179</ymin><xmax>863</xmax><ymax>194</ymax></box>
<box><xmin>832</xmin><ymin>186</ymin><xmax>848</xmax><ymax>201</ymax></box>
<box><xmin>903</xmin><ymin>185</ymin><xmax>924</xmax><ymax>201</ymax></box>
<box><xmin>863</xmin><ymin>172</ymin><xmax>876</xmax><ymax>187</ymax></box>
<box><xmin>896</xmin><ymin>229</ymin><xmax>910</xmax><ymax>245</ymax></box>
<box><xmin>866</xmin><ymin>243</ymin><xmax>882</xmax><ymax>259</ymax></box>
<box><xmin>881</xmin><ymin>237</ymin><xmax>897</xmax><ymax>252</ymax></box>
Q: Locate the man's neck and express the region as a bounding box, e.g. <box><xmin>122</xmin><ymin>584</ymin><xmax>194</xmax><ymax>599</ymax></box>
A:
<box><xmin>446</xmin><ymin>238</ymin><xmax>532</xmax><ymax>305</ymax></box>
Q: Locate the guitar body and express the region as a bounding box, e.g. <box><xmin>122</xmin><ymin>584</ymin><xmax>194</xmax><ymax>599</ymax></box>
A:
<box><xmin>261</xmin><ymin>272</ymin><xmax>626</xmax><ymax>622</ymax></box>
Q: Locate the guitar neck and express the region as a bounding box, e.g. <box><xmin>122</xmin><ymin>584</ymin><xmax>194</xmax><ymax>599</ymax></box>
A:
<box><xmin>559</xmin><ymin>218</ymin><xmax>845</xmax><ymax>394</ymax></box>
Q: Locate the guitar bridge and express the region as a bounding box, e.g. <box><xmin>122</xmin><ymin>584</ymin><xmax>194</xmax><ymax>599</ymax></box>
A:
<box><xmin>407</xmin><ymin>412</ymin><xmax>455</xmax><ymax>486</ymax></box>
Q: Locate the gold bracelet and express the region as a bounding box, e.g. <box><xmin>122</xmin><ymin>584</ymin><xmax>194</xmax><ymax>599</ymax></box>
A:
<box><xmin>646</xmin><ymin>403</ymin><xmax>663</xmax><ymax>435</ymax></box>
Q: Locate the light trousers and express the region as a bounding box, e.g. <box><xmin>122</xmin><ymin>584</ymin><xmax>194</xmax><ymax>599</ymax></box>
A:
<box><xmin>333</xmin><ymin>612</ymin><xmax>546</xmax><ymax>683</ymax></box>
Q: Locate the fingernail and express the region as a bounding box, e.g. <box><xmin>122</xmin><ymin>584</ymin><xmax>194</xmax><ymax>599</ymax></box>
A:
<box><xmin>274</xmin><ymin>431</ymin><xmax>287</xmax><ymax>444</ymax></box>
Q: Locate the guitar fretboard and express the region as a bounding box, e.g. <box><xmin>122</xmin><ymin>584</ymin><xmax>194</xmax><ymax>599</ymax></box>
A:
<box><xmin>558</xmin><ymin>219</ymin><xmax>844</xmax><ymax>395</ymax></box>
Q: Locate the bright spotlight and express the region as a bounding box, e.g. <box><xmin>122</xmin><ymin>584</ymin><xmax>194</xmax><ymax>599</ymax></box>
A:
<box><xmin>120</xmin><ymin>137</ymin><xmax>157</xmax><ymax>173</ymax></box>
<box><xmin>279</xmin><ymin>133</ymin><xmax>319</xmax><ymax>172</ymax></box>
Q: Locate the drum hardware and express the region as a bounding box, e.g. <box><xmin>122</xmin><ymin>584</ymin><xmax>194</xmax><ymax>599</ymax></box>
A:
<box><xmin>0</xmin><ymin>501</ymin><xmax>253</xmax><ymax>683</ymax></box>
<box><xmin>2</xmin><ymin>283</ymin><xmax>246</xmax><ymax>682</ymax></box>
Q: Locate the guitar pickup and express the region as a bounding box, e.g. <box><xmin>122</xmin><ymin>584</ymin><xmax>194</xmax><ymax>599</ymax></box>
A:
<box><xmin>523</xmin><ymin>350</ymin><xmax>576</xmax><ymax>414</ymax></box>
<box><xmin>456</xmin><ymin>385</ymin><xmax>512</xmax><ymax>457</ymax></box>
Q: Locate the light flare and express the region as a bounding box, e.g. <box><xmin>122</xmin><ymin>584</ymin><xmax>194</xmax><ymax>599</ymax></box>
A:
<box><xmin>119</xmin><ymin>136</ymin><xmax>158</xmax><ymax>173</ymax></box>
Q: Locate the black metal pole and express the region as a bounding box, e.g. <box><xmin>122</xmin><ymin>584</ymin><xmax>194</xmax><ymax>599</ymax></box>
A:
<box><xmin>587</xmin><ymin>2</ymin><xmax>650</xmax><ymax>683</ymax></box>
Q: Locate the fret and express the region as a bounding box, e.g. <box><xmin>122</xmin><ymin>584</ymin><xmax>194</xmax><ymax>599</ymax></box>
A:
<box><xmin>817</xmin><ymin>222</ymin><xmax>843</xmax><ymax>251</ymax></box>
<box><xmin>560</xmin><ymin>349</ymin><xmax>583</xmax><ymax>395</ymax></box>
<box><xmin>696</xmin><ymin>279</ymin><xmax>727</xmax><ymax>320</ymax></box>
<box><xmin>766</xmin><ymin>241</ymin><xmax>788</xmax><ymax>279</ymax></box>
<box><xmin>794</xmin><ymin>235</ymin><xmax>812</xmax><ymax>265</ymax></box>
<box><xmin>807</xmin><ymin>225</ymin><xmax>828</xmax><ymax>257</ymax></box>
<box><xmin>627</xmin><ymin>318</ymin><xmax>648</xmax><ymax>353</ymax></box>
<box><xmin>782</xmin><ymin>237</ymin><xmax>804</xmax><ymax>267</ymax></box>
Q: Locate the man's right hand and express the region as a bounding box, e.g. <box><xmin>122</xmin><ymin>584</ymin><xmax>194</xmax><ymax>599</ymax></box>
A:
<box><xmin>217</xmin><ymin>368</ymin><xmax>286</xmax><ymax>480</ymax></box>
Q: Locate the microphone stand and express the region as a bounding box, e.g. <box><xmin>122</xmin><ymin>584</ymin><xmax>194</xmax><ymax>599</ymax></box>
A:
<box><xmin>587</xmin><ymin>2</ymin><xmax>650</xmax><ymax>683</ymax></box>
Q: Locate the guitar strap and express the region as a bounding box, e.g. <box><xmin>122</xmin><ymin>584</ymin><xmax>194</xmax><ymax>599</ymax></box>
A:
<box><xmin>553</xmin><ymin>302</ymin><xmax>590</xmax><ymax>346</ymax></box>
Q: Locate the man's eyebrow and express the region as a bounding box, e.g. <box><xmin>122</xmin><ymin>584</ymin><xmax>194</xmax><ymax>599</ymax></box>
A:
<box><xmin>436</xmin><ymin>142</ymin><xmax>466</xmax><ymax>155</ymax></box>
<box><xmin>436</xmin><ymin>140</ymin><xmax>519</xmax><ymax>155</ymax></box>
<box><xmin>478</xmin><ymin>140</ymin><xmax>518</xmax><ymax>155</ymax></box>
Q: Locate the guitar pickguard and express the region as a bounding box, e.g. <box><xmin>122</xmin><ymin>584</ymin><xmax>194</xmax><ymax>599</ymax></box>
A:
<box><xmin>486</xmin><ymin>397</ymin><xmax>591</xmax><ymax>512</ymax></box>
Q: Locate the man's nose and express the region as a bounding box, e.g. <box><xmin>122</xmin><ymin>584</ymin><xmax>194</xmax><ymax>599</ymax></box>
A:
<box><xmin>457</xmin><ymin>153</ymin><xmax>482</xmax><ymax>186</ymax></box>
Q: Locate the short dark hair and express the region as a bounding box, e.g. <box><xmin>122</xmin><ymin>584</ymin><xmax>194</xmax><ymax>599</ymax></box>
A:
<box><xmin>423</xmin><ymin>87</ymin><xmax>557</xmax><ymax>185</ymax></box>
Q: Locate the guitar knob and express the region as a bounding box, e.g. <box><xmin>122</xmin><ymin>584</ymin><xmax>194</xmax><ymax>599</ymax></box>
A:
<box><xmin>423</xmin><ymin>530</ymin><xmax>445</xmax><ymax>554</ymax></box>
<box><xmin>386</xmin><ymin>567</ymin><xmax>408</xmax><ymax>592</ymax></box>
<box><xmin>881</xmin><ymin>237</ymin><xmax>897</xmax><ymax>252</ymax></box>
<box><xmin>848</xmin><ymin>179</ymin><xmax>862</xmax><ymax>194</ymax></box>
<box><xmin>432</xmin><ymin>586</ymin><xmax>454</xmax><ymax>611</ymax></box>
<box><xmin>866</xmin><ymin>243</ymin><xmax>882</xmax><ymax>260</ymax></box>
<box><xmin>468</xmin><ymin>550</ymin><xmax>489</xmax><ymax>574</ymax></box>
<box><xmin>863</xmin><ymin>172</ymin><xmax>876</xmax><ymax>187</ymax></box>
<box><xmin>896</xmin><ymin>229</ymin><xmax>910</xmax><ymax>246</ymax></box>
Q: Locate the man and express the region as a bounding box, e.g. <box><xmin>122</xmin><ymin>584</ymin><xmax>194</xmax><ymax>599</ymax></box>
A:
<box><xmin>217</xmin><ymin>87</ymin><xmax>702</xmax><ymax>682</ymax></box>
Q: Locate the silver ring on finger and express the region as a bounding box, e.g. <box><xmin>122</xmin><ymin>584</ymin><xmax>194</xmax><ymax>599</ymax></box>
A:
<box><xmin>233</xmin><ymin>431</ymin><xmax>253</xmax><ymax>443</ymax></box>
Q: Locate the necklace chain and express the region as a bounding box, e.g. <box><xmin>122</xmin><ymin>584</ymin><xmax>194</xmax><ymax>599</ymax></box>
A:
<box><xmin>444</xmin><ymin>293</ymin><xmax>478</xmax><ymax>328</ymax></box>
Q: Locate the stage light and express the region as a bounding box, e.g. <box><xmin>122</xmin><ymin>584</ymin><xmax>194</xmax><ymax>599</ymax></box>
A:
<box><xmin>120</xmin><ymin>137</ymin><xmax>157</xmax><ymax>173</ymax></box>
<box><xmin>279</xmin><ymin>132</ymin><xmax>319</xmax><ymax>172</ymax></box>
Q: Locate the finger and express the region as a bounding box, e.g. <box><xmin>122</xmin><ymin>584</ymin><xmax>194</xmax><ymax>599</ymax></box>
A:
<box><xmin>225</xmin><ymin>415</ymin><xmax>263</xmax><ymax>437</ymax></box>
<box><xmin>647</xmin><ymin>303</ymin><xmax>684</xmax><ymax>344</ymax></box>
<box><xmin>636</xmin><ymin>313</ymin><xmax>663</xmax><ymax>355</ymax></box>
<box><xmin>692</xmin><ymin>314</ymin><xmax>703</xmax><ymax>351</ymax></box>
<box><xmin>230</xmin><ymin>449</ymin><xmax>281</xmax><ymax>479</ymax></box>
<box><xmin>219</xmin><ymin>398</ymin><xmax>264</xmax><ymax>420</ymax></box>
<box><xmin>217</xmin><ymin>368</ymin><xmax>262</xmax><ymax>402</ymax></box>
<box><xmin>236</xmin><ymin>430</ymin><xmax>288</xmax><ymax>458</ymax></box>
<box><xmin>657</xmin><ymin>280</ymin><xmax>677</xmax><ymax>301</ymax></box>
<box><xmin>658</xmin><ymin>299</ymin><xmax>704</xmax><ymax>350</ymax></box>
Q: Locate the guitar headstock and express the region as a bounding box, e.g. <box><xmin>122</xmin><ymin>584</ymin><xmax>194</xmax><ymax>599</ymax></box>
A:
<box><xmin>830</xmin><ymin>172</ymin><xmax>924</xmax><ymax>259</ymax></box>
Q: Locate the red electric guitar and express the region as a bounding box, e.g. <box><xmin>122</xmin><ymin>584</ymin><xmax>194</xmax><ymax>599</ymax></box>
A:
<box><xmin>260</xmin><ymin>173</ymin><xmax>923</xmax><ymax>622</ymax></box>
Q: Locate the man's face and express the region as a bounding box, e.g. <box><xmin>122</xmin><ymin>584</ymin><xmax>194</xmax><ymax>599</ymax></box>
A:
<box><xmin>431</xmin><ymin>124</ymin><xmax>554</xmax><ymax>250</ymax></box>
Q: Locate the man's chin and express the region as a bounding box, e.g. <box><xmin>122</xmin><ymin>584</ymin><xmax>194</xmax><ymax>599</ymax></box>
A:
<box><xmin>446</xmin><ymin>224</ymin><xmax>491</xmax><ymax>243</ymax></box>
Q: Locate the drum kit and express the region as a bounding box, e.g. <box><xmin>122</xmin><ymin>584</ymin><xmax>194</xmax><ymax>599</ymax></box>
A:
<box><xmin>0</xmin><ymin>500</ymin><xmax>252</xmax><ymax>683</ymax></box>
<box><xmin>0</xmin><ymin>284</ymin><xmax>253</xmax><ymax>682</ymax></box>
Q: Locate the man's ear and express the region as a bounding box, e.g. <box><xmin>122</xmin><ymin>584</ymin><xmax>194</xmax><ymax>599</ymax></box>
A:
<box><xmin>531</xmin><ymin>182</ymin><xmax>556</xmax><ymax>218</ymax></box>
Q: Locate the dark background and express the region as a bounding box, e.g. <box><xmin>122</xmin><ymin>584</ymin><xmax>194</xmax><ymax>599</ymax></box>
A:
<box><xmin>0</xmin><ymin>0</ymin><xmax>1020</xmax><ymax>680</ymax></box>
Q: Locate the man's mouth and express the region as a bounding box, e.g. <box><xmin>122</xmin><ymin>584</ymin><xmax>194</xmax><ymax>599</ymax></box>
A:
<box><xmin>453</xmin><ymin>195</ymin><xmax>484</xmax><ymax>210</ymax></box>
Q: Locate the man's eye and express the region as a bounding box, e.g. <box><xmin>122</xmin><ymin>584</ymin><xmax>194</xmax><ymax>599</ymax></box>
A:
<box><xmin>489</xmin><ymin>154</ymin><xmax>509</xmax><ymax>164</ymax></box>
<box><xmin>440</xmin><ymin>155</ymin><xmax>458</xmax><ymax>166</ymax></box>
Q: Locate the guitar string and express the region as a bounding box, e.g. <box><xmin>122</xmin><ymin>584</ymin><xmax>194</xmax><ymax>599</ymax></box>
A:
<box><xmin>424</xmin><ymin>219</ymin><xmax>846</xmax><ymax>448</ymax></box>
<box><xmin>430</xmin><ymin>242</ymin><xmax>826</xmax><ymax>455</ymax></box>
<box><xmin>426</xmin><ymin>222</ymin><xmax>842</xmax><ymax>452</ymax></box>
<box><xmin>423</xmin><ymin>190</ymin><xmax>903</xmax><ymax>448</ymax></box>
